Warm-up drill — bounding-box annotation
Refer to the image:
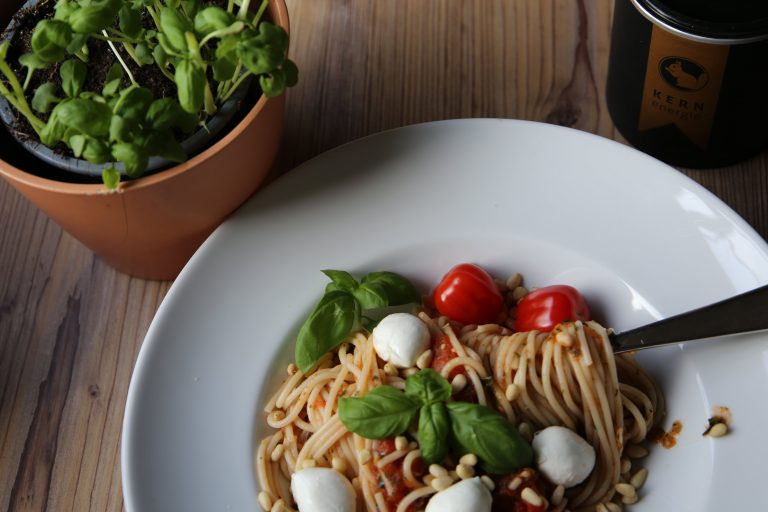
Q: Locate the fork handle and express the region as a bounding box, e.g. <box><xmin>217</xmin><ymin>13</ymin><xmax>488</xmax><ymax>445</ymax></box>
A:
<box><xmin>609</xmin><ymin>284</ymin><xmax>768</xmax><ymax>353</ymax></box>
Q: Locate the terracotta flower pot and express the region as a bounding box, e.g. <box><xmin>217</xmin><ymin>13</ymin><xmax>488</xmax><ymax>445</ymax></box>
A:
<box><xmin>0</xmin><ymin>0</ymin><xmax>289</xmax><ymax>280</ymax></box>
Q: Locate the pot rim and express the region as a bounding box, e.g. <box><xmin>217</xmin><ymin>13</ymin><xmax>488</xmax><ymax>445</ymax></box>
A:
<box><xmin>0</xmin><ymin>0</ymin><xmax>290</xmax><ymax>195</ymax></box>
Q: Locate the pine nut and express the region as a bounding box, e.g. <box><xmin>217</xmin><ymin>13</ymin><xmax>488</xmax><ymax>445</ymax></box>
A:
<box><xmin>459</xmin><ymin>453</ymin><xmax>478</xmax><ymax>466</ymax></box>
<box><xmin>707</xmin><ymin>422</ymin><xmax>728</xmax><ymax>437</ymax></box>
<box><xmin>551</xmin><ymin>485</ymin><xmax>565</xmax><ymax>506</ymax></box>
<box><xmin>429</xmin><ymin>464</ymin><xmax>448</xmax><ymax>477</ymax></box>
<box><xmin>358</xmin><ymin>449</ymin><xmax>371</xmax><ymax>465</ymax></box>
<box><xmin>301</xmin><ymin>459</ymin><xmax>316</xmax><ymax>469</ymax></box>
<box><xmin>620</xmin><ymin>457</ymin><xmax>631</xmax><ymax>474</ymax></box>
<box><xmin>395</xmin><ymin>436</ymin><xmax>408</xmax><ymax>451</ymax></box>
<box><xmin>480</xmin><ymin>475</ymin><xmax>495</xmax><ymax>491</ymax></box>
<box><xmin>505</xmin><ymin>383</ymin><xmax>521</xmax><ymax>402</ymax></box>
<box><xmin>257</xmin><ymin>491</ymin><xmax>273</xmax><ymax>511</ymax></box>
<box><xmin>383</xmin><ymin>363</ymin><xmax>398</xmax><ymax>376</ymax></box>
<box><xmin>518</xmin><ymin>422</ymin><xmax>533</xmax><ymax>442</ymax></box>
<box><xmin>416</xmin><ymin>350</ymin><xmax>433</xmax><ymax>370</ymax></box>
<box><xmin>614</xmin><ymin>483</ymin><xmax>636</xmax><ymax>498</ymax></box>
<box><xmin>456</xmin><ymin>463</ymin><xmax>474</xmax><ymax>480</ymax></box>
<box><xmin>332</xmin><ymin>457</ymin><xmax>347</xmax><ymax>473</ymax></box>
<box><xmin>270</xmin><ymin>444</ymin><xmax>284</xmax><ymax>462</ymax></box>
<box><xmin>630</xmin><ymin>468</ymin><xmax>649</xmax><ymax>489</ymax></box>
<box><xmin>403</xmin><ymin>367</ymin><xmax>419</xmax><ymax>377</ymax></box>
<box><xmin>431</xmin><ymin>475</ymin><xmax>454</xmax><ymax>491</ymax></box>
<box><xmin>621</xmin><ymin>493</ymin><xmax>639</xmax><ymax>505</ymax></box>
<box><xmin>507</xmin><ymin>477</ymin><xmax>522</xmax><ymax>491</ymax></box>
<box><xmin>521</xmin><ymin>487</ymin><xmax>544</xmax><ymax>506</ymax></box>
<box><xmin>606</xmin><ymin>503</ymin><xmax>622</xmax><ymax>512</ymax></box>
<box><xmin>270</xmin><ymin>498</ymin><xmax>285</xmax><ymax>512</ymax></box>
<box><xmin>286</xmin><ymin>363</ymin><xmax>298</xmax><ymax>375</ymax></box>
<box><xmin>506</xmin><ymin>273</ymin><xmax>522</xmax><ymax>290</ymax></box>
<box><xmin>423</xmin><ymin>474</ymin><xmax>435</xmax><ymax>487</ymax></box>
<box><xmin>512</xmin><ymin>286</ymin><xmax>528</xmax><ymax>301</ymax></box>
<box><xmin>625</xmin><ymin>444</ymin><xmax>648</xmax><ymax>458</ymax></box>
<box><xmin>596</xmin><ymin>505</ymin><xmax>609</xmax><ymax>512</ymax></box>
<box><xmin>451</xmin><ymin>374</ymin><xmax>467</xmax><ymax>394</ymax></box>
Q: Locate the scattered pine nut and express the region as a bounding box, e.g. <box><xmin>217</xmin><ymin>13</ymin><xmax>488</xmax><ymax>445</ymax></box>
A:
<box><xmin>301</xmin><ymin>459</ymin><xmax>316</xmax><ymax>469</ymax></box>
<box><xmin>429</xmin><ymin>464</ymin><xmax>448</xmax><ymax>477</ymax></box>
<box><xmin>456</xmin><ymin>463</ymin><xmax>474</xmax><ymax>480</ymax></box>
<box><xmin>621</xmin><ymin>493</ymin><xmax>639</xmax><ymax>505</ymax></box>
<box><xmin>521</xmin><ymin>487</ymin><xmax>544</xmax><ymax>507</ymax></box>
<box><xmin>512</xmin><ymin>286</ymin><xmax>528</xmax><ymax>301</ymax></box>
<box><xmin>507</xmin><ymin>477</ymin><xmax>522</xmax><ymax>491</ymax></box>
<box><xmin>258</xmin><ymin>491</ymin><xmax>273</xmax><ymax>511</ymax></box>
<box><xmin>332</xmin><ymin>457</ymin><xmax>347</xmax><ymax>473</ymax></box>
<box><xmin>606</xmin><ymin>503</ymin><xmax>622</xmax><ymax>512</ymax></box>
<box><xmin>270</xmin><ymin>498</ymin><xmax>285</xmax><ymax>512</ymax></box>
<box><xmin>286</xmin><ymin>363</ymin><xmax>298</xmax><ymax>375</ymax></box>
<box><xmin>630</xmin><ymin>468</ymin><xmax>649</xmax><ymax>489</ymax></box>
<box><xmin>383</xmin><ymin>363</ymin><xmax>398</xmax><ymax>376</ymax></box>
<box><xmin>480</xmin><ymin>475</ymin><xmax>495</xmax><ymax>491</ymax></box>
<box><xmin>505</xmin><ymin>383</ymin><xmax>521</xmax><ymax>402</ymax></box>
<box><xmin>620</xmin><ymin>457</ymin><xmax>631</xmax><ymax>474</ymax></box>
<box><xmin>431</xmin><ymin>475</ymin><xmax>454</xmax><ymax>491</ymax></box>
<box><xmin>506</xmin><ymin>273</ymin><xmax>522</xmax><ymax>290</ymax></box>
<box><xmin>625</xmin><ymin>444</ymin><xmax>648</xmax><ymax>459</ymax></box>
<box><xmin>416</xmin><ymin>349</ymin><xmax>433</xmax><ymax>370</ymax></box>
<box><xmin>614</xmin><ymin>482</ymin><xmax>636</xmax><ymax>498</ymax></box>
<box><xmin>459</xmin><ymin>453</ymin><xmax>478</xmax><ymax>466</ymax></box>
<box><xmin>707</xmin><ymin>422</ymin><xmax>728</xmax><ymax>437</ymax></box>
<box><xmin>395</xmin><ymin>436</ymin><xmax>408</xmax><ymax>451</ymax></box>
<box><xmin>551</xmin><ymin>485</ymin><xmax>565</xmax><ymax>506</ymax></box>
<box><xmin>451</xmin><ymin>374</ymin><xmax>467</xmax><ymax>394</ymax></box>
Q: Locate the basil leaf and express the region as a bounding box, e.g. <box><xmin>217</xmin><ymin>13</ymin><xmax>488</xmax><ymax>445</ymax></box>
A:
<box><xmin>119</xmin><ymin>5</ymin><xmax>143</xmax><ymax>39</ymax></box>
<box><xmin>114</xmin><ymin>86</ymin><xmax>154</xmax><ymax>122</ymax></box>
<box><xmin>160</xmin><ymin>7</ymin><xmax>192</xmax><ymax>51</ymax></box>
<box><xmin>112</xmin><ymin>142</ymin><xmax>149</xmax><ymax>178</ymax></box>
<box><xmin>283</xmin><ymin>59</ymin><xmax>299</xmax><ymax>87</ymax></box>
<box><xmin>194</xmin><ymin>6</ymin><xmax>234</xmax><ymax>36</ymax></box>
<box><xmin>69</xmin><ymin>0</ymin><xmax>121</xmax><ymax>34</ymax></box>
<box><xmin>446</xmin><ymin>402</ymin><xmax>532</xmax><ymax>474</ymax></box>
<box><xmin>102</xmin><ymin>166</ymin><xmax>120</xmax><ymax>189</ymax></box>
<box><xmin>31</xmin><ymin>20</ymin><xmax>72</xmax><ymax>63</ymax></box>
<box><xmin>109</xmin><ymin>115</ymin><xmax>138</xmax><ymax>143</ymax></box>
<box><xmin>60</xmin><ymin>59</ymin><xmax>87</xmax><ymax>98</ymax></box>
<box><xmin>322</xmin><ymin>269</ymin><xmax>359</xmax><ymax>293</ymax></box>
<box><xmin>259</xmin><ymin>69</ymin><xmax>286</xmax><ymax>98</ymax></box>
<box><xmin>69</xmin><ymin>134</ymin><xmax>110</xmax><ymax>163</ymax></box>
<box><xmin>418</xmin><ymin>402</ymin><xmax>450</xmax><ymax>465</ymax></box>
<box><xmin>56</xmin><ymin>98</ymin><xmax>112</xmax><ymax>137</ymax></box>
<box><xmin>175</xmin><ymin>59</ymin><xmax>206</xmax><ymax>114</ymax></box>
<box><xmin>149</xmin><ymin>129</ymin><xmax>186</xmax><ymax>163</ymax></box>
<box><xmin>31</xmin><ymin>83</ymin><xmax>61</xmax><ymax>113</ymax></box>
<box><xmin>146</xmin><ymin>98</ymin><xmax>197</xmax><ymax>132</ymax></box>
<box><xmin>338</xmin><ymin>386</ymin><xmax>420</xmax><ymax>439</ymax></box>
<box><xmin>295</xmin><ymin>290</ymin><xmax>360</xmax><ymax>373</ymax></box>
<box><xmin>212</xmin><ymin>56</ymin><xmax>236</xmax><ymax>81</ymax></box>
<box><xmin>19</xmin><ymin>53</ymin><xmax>50</xmax><ymax>74</ymax></box>
<box><xmin>134</xmin><ymin>42</ymin><xmax>155</xmax><ymax>65</ymax></box>
<box><xmin>358</xmin><ymin>271</ymin><xmax>421</xmax><ymax>308</ymax></box>
<box><xmin>405</xmin><ymin>369</ymin><xmax>452</xmax><ymax>405</ymax></box>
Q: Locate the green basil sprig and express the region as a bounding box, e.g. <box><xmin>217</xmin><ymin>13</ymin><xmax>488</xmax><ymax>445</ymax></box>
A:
<box><xmin>294</xmin><ymin>270</ymin><xmax>421</xmax><ymax>373</ymax></box>
<box><xmin>338</xmin><ymin>369</ymin><xmax>532</xmax><ymax>471</ymax></box>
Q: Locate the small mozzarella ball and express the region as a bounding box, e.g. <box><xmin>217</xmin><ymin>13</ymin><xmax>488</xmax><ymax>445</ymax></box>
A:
<box><xmin>532</xmin><ymin>426</ymin><xmax>596</xmax><ymax>488</ymax></box>
<box><xmin>425</xmin><ymin>477</ymin><xmax>492</xmax><ymax>512</ymax></box>
<box><xmin>291</xmin><ymin>467</ymin><xmax>356</xmax><ymax>512</ymax></box>
<box><xmin>371</xmin><ymin>313</ymin><xmax>430</xmax><ymax>368</ymax></box>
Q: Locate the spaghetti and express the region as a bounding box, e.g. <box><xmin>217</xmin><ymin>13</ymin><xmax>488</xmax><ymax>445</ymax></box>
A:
<box><xmin>256</xmin><ymin>272</ymin><xmax>664</xmax><ymax>512</ymax></box>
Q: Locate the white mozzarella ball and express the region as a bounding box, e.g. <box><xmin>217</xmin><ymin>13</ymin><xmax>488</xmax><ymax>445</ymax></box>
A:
<box><xmin>290</xmin><ymin>467</ymin><xmax>356</xmax><ymax>512</ymax></box>
<box><xmin>425</xmin><ymin>477</ymin><xmax>492</xmax><ymax>512</ymax></box>
<box><xmin>532</xmin><ymin>426</ymin><xmax>596</xmax><ymax>488</ymax></box>
<box><xmin>371</xmin><ymin>313</ymin><xmax>430</xmax><ymax>368</ymax></box>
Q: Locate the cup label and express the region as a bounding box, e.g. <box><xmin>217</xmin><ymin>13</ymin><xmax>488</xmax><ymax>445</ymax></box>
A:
<box><xmin>637</xmin><ymin>26</ymin><xmax>729</xmax><ymax>149</ymax></box>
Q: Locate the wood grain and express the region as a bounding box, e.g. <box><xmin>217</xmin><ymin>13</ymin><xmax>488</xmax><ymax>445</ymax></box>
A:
<box><xmin>0</xmin><ymin>1</ymin><xmax>766</xmax><ymax>511</ymax></box>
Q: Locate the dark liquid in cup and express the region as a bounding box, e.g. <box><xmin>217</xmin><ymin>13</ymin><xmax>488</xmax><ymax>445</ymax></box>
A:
<box><xmin>661</xmin><ymin>0</ymin><xmax>768</xmax><ymax>23</ymax></box>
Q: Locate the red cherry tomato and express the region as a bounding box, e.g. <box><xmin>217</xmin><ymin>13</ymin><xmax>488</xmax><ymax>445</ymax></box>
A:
<box><xmin>433</xmin><ymin>263</ymin><xmax>505</xmax><ymax>325</ymax></box>
<box><xmin>514</xmin><ymin>284</ymin><xmax>590</xmax><ymax>332</ymax></box>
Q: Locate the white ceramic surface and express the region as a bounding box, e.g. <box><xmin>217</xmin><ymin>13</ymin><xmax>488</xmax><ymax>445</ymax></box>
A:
<box><xmin>122</xmin><ymin>119</ymin><xmax>768</xmax><ymax>512</ymax></box>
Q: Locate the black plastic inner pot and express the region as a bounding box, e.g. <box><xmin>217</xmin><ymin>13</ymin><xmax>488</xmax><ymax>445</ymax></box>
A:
<box><xmin>636</xmin><ymin>0</ymin><xmax>768</xmax><ymax>41</ymax></box>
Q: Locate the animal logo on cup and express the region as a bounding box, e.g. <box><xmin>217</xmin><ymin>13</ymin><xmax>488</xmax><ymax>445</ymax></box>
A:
<box><xmin>659</xmin><ymin>57</ymin><xmax>709</xmax><ymax>92</ymax></box>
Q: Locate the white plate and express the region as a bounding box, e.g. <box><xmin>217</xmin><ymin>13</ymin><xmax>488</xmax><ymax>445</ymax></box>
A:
<box><xmin>122</xmin><ymin>119</ymin><xmax>768</xmax><ymax>512</ymax></box>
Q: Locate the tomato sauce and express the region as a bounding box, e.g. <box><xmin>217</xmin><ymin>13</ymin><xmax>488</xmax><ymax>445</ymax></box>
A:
<box><xmin>492</xmin><ymin>468</ymin><xmax>547</xmax><ymax>512</ymax></box>
<box><xmin>431</xmin><ymin>335</ymin><xmax>478</xmax><ymax>402</ymax></box>
<box><xmin>370</xmin><ymin>439</ymin><xmax>426</xmax><ymax>512</ymax></box>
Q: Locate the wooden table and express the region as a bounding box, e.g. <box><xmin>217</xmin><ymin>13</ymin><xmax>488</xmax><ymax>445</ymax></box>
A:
<box><xmin>1</xmin><ymin>1</ymin><xmax>766</xmax><ymax>510</ymax></box>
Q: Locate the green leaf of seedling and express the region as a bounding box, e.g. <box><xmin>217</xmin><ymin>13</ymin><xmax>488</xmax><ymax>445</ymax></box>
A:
<box><xmin>146</xmin><ymin>98</ymin><xmax>197</xmax><ymax>132</ymax></box>
<box><xmin>283</xmin><ymin>58</ymin><xmax>298</xmax><ymax>87</ymax></box>
<box><xmin>102</xmin><ymin>166</ymin><xmax>120</xmax><ymax>189</ymax></box>
<box><xmin>19</xmin><ymin>53</ymin><xmax>50</xmax><ymax>74</ymax></box>
<box><xmin>119</xmin><ymin>6</ymin><xmax>143</xmax><ymax>39</ymax></box>
<box><xmin>54</xmin><ymin>0</ymin><xmax>77</xmax><ymax>22</ymax></box>
<box><xmin>150</xmin><ymin>129</ymin><xmax>186</xmax><ymax>162</ymax></box>
<box><xmin>0</xmin><ymin>41</ymin><xmax>8</xmax><ymax>61</ymax></box>
<box><xmin>237</xmin><ymin>38</ymin><xmax>282</xmax><ymax>75</ymax></box>
<box><xmin>212</xmin><ymin>56</ymin><xmax>236</xmax><ymax>81</ymax></box>
<box><xmin>256</xmin><ymin>22</ymin><xmax>288</xmax><ymax>53</ymax></box>
<box><xmin>31</xmin><ymin>83</ymin><xmax>61</xmax><ymax>113</ymax></box>
<box><xmin>152</xmin><ymin>43</ymin><xmax>169</xmax><ymax>68</ymax></box>
<box><xmin>259</xmin><ymin>69</ymin><xmax>286</xmax><ymax>98</ymax></box>
<box><xmin>215</xmin><ymin>35</ymin><xmax>239</xmax><ymax>60</ymax></box>
<box><xmin>60</xmin><ymin>59</ymin><xmax>87</xmax><ymax>98</ymax></box>
<box><xmin>182</xmin><ymin>0</ymin><xmax>201</xmax><ymax>18</ymax></box>
<box><xmin>134</xmin><ymin>42</ymin><xmax>155</xmax><ymax>65</ymax></box>
<box><xmin>57</xmin><ymin>98</ymin><xmax>112</xmax><ymax>137</ymax></box>
<box><xmin>40</xmin><ymin>104</ymin><xmax>67</xmax><ymax>146</ymax></box>
<box><xmin>111</xmin><ymin>142</ymin><xmax>148</xmax><ymax>178</ymax></box>
<box><xmin>65</xmin><ymin>33</ymin><xmax>88</xmax><ymax>54</ymax></box>
<box><xmin>174</xmin><ymin>59</ymin><xmax>205</xmax><ymax>114</ymax></box>
<box><xmin>109</xmin><ymin>115</ymin><xmax>138</xmax><ymax>143</ymax></box>
<box><xmin>194</xmin><ymin>7</ymin><xmax>235</xmax><ymax>36</ymax></box>
<box><xmin>69</xmin><ymin>0</ymin><xmax>122</xmax><ymax>34</ymax></box>
<box><xmin>160</xmin><ymin>7</ymin><xmax>193</xmax><ymax>52</ymax></box>
<box><xmin>69</xmin><ymin>134</ymin><xmax>111</xmax><ymax>163</ymax></box>
<box><xmin>31</xmin><ymin>20</ymin><xmax>72</xmax><ymax>63</ymax></box>
<box><xmin>114</xmin><ymin>86</ymin><xmax>154</xmax><ymax>122</ymax></box>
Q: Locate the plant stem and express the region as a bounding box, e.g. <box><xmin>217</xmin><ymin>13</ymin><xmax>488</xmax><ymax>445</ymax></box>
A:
<box><xmin>216</xmin><ymin>62</ymin><xmax>242</xmax><ymax>101</ymax></box>
<box><xmin>219</xmin><ymin>70</ymin><xmax>252</xmax><ymax>103</ymax></box>
<box><xmin>227</xmin><ymin>0</ymin><xmax>235</xmax><ymax>14</ymax></box>
<box><xmin>107</xmin><ymin>28</ymin><xmax>140</xmax><ymax>43</ymax></box>
<box><xmin>204</xmin><ymin>82</ymin><xmax>216</xmax><ymax>115</ymax></box>
<box><xmin>199</xmin><ymin>21</ymin><xmax>245</xmax><ymax>47</ymax></box>
<box><xmin>91</xmin><ymin>33</ymin><xmax>136</xmax><ymax>44</ymax></box>
<box><xmin>237</xmin><ymin>0</ymin><xmax>252</xmax><ymax>19</ymax></box>
<box><xmin>0</xmin><ymin>79</ymin><xmax>45</xmax><ymax>134</ymax></box>
<box><xmin>252</xmin><ymin>0</ymin><xmax>269</xmax><ymax>26</ymax></box>
<box><xmin>0</xmin><ymin>59</ymin><xmax>29</xmax><ymax>102</ymax></box>
<box><xmin>146</xmin><ymin>5</ymin><xmax>161</xmax><ymax>30</ymax></box>
<box><xmin>74</xmin><ymin>48</ymin><xmax>89</xmax><ymax>62</ymax></box>
<box><xmin>184</xmin><ymin>32</ymin><xmax>205</xmax><ymax>69</ymax></box>
<box><xmin>103</xmin><ymin>30</ymin><xmax>138</xmax><ymax>86</ymax></box>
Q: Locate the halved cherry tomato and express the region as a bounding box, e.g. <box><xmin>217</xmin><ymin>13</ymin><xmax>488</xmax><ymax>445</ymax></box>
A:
<box><xmin>433</xmin><ymin>263</ymin><xmax>505</xmax><ymax>325</ymax></box>
<box><xmin>514</xmin><ymin>284</ymin><xmax>590</xmax><ymax>332</ymax></box>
